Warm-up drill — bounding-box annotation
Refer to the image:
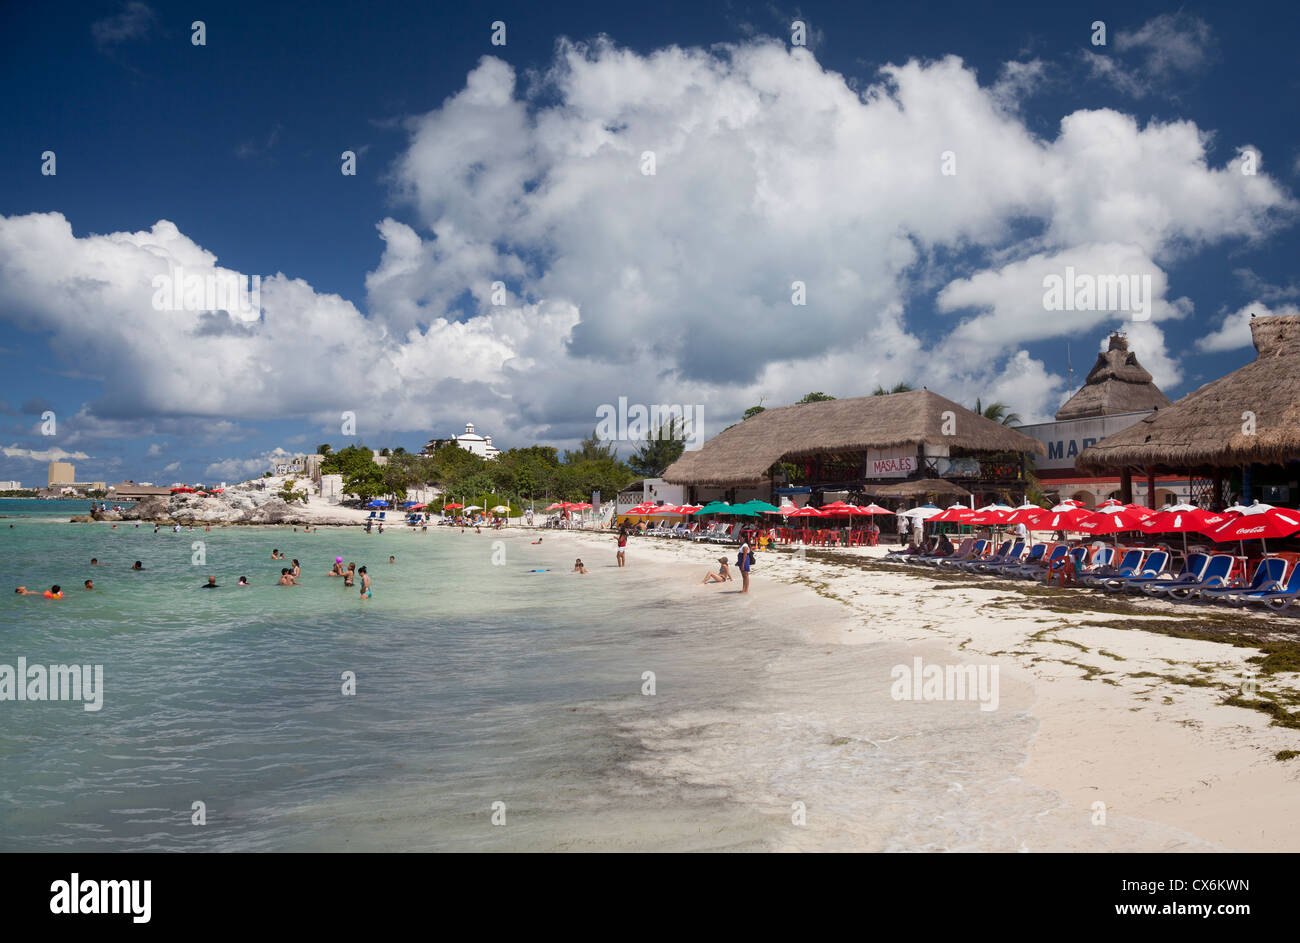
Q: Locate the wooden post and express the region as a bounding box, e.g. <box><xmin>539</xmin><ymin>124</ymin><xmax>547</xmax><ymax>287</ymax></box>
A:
<box><xmin>1119</xmin><ymin>467</ymin><xmax>1132</xmax><ymax>504</ymax></box>
<box><xmin>1145</xmin><ymin>467</ymin><xmax>1157</xmax><ymax>509</ymax></box>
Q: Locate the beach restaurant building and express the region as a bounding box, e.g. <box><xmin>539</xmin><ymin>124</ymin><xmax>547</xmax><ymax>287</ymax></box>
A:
<box><xmin>662</xmin><ymin>390</ymin><xmax>1044</xmax><ymax>507</ymax></box>
<box><xmin>1015</xmin><ymin>332</ymin><xmax>1190</xmax><ymax>507</ymax></box>
<box><xmin>1079</xmin><ymin>313</ymin><xmax>1300</xmax><ymax>509</ymax></box>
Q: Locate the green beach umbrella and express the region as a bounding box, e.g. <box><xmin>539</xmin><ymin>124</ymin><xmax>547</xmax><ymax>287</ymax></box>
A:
<box><xmin>696</xmin><ymin>501</ymin><xmax>733</xmax><ymax>515</ymax></box>
<box><xmin>741</xmin><ymin>499</ymin><xmax>781</xmax><ymax>513</ymax></box>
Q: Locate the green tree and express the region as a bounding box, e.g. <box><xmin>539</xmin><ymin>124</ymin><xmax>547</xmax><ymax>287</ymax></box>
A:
<box><xmin>871</xmin><ymin>383</ymin><xmax>914</xmax><ymax>396</ymax></box>
<box><xmin>743</xmin><ymin>405</ymin><xmax>766</xmax><ymax>420</ymax></box>
<box><xmin>797</xmin><ymin>392</ymin><xmax>835</xmax><ymax>403</ymax></box>
<box><xmin>629</xmin><ymin>417</ymin><xmax>686</xmax><ymax>478</ymax></box>
<box><xmin>316</xmin><ymin>443</ymin><xmax>333</xmax><ymax>455</ymax></box>
<box><xmin>973</xmin><ymin>398</ymin><xmax>1022</xmax><ymax>426</ymax></box>
<box><xmin>564</xmin><ymin>428</ymin><xmax>618</xmax><ymax>464</ymax></box>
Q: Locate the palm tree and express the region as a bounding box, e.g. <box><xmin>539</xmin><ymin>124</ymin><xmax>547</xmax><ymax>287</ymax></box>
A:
<box><xmin>871</xmin><ymin>382</ymin><xmax>914</xmax><ymax>396</ymax></box>
<box><xmin>973</xmin><ymin>397</ymin><xmax>1022</xmax><ymax>425</ymax></box>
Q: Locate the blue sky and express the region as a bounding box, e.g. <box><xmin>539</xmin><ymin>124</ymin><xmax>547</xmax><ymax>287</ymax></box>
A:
<box><xmin>1</xmin><ymin>0</ymin><xmax>1298</xmax><ymax>486</ymax></box>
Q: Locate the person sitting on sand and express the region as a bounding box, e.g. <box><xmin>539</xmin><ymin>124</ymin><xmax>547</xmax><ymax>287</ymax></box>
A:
<box><xmin>277</xmin><ymin>568</ymin><xmax>299</xmax><ymax>586</ymax></box>
<box><xmin>201</xmin><ymin>576</ymin><xmax>219</xmax><ymax>589</ymax></box>
<box><xmin>131</xmin><ymin>561</ymin><xmax>145</xmax><ymax>570</ymax></box>
<box><xmin>84</xmin><ymin>579</ymin><xmax>94</xmax><ymax>591</ymax></box>
<box><xmin>703</xmin><ymin>557</ymin><xmax>732</xmax><ymax>584</ymax></box>
<box><xmin>573</xmin><ymin>559</ymin><xmax>587</xmax><ymax>574</ymax></box>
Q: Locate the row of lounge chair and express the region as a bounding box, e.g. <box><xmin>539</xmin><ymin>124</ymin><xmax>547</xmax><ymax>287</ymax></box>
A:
<box><xmin>639</xmin><ymin>521</ymin><xmax>744</xmax><ymax>544</ymax></box>
<box><xmin>884</xmin><ymin>538</ymin><xmax>1300</xmax><ymax>611</ymax></box>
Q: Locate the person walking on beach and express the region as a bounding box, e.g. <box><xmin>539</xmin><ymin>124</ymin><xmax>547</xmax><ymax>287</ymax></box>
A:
<box><xmin>898</xmin><ymin>514</ymin><xmax>910</xmax><ymax>546</ymax></box>
<box><xmin>616</xmin><ymin>527</ymin><xmax>628</xmax><ymax>567</ymax></box>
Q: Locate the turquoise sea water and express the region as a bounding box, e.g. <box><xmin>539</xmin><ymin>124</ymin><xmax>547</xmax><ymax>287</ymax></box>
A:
<box><xmin>0</xmin><ymin>518</ymin><xmax>805</xmax><ymax>851</ymax></box>
<box><xmin>0</xmin><ymin>512</ymin><xmax>1217</xmax><ymax>852</ymax></box>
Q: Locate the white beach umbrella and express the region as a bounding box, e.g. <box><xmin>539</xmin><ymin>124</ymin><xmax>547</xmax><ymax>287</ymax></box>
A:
<box><xmin>898</xmin><ymin>505</ymin><xmax>943</xmax><ymax>520</ymax></box>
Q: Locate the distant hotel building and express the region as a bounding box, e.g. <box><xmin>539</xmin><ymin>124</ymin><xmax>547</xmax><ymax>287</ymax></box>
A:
<box><xmin>421</xmin><ymin>422</ymin><xmax>501</xmax><ymax>460</ymax></box>
<box><xmin>1016</xmin><ymin>333</ymin><xmax>1189</xmax><ymax>506</ymax></box>
<box><xmin>48</xmin><ymin>461</ymin><xmax>75</xmax><ymax>488</ymax></box>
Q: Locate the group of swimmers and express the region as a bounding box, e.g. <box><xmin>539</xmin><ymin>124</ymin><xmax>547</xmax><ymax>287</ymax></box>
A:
<box><xmin>14</xmin><ymin>550</ymin><xmax>389</xmax><ymax>600</ymax></box>
<box><xmin>15</xmin><ymin>558</ymin><xmax>149</xmax><ymax>598</ymax></box>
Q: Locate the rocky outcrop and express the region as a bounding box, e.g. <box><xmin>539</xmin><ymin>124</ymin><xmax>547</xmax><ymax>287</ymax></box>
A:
<box><xmin>116</xmin><ymin>490</ymin><xmax>338</xmax><ymax>525</ymax></box>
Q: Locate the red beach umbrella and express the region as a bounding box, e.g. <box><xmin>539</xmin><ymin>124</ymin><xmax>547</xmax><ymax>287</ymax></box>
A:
<box><xmin>856</xmin><ymin>503</ymin><xmax>895</xmax><ymax>515</ymax></box>
<box><xmin>443</xmin><ymin>502</ymin><xmax>464</xmax><ymax>510</ymax></box>
<box><xmin>786</xmin><ymin>506</ymin><xmax>826</xmax><ymax>518</ymax></box>
<box><xmin>1210</xmin><ymin>507</ymin><xmax>1300</xmax><ymax>555</ymax></box>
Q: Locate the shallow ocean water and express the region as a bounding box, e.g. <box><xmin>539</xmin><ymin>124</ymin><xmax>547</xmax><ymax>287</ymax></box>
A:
<box><xmin>0</xmin><ymin>508</ymin><xmax>1214</xmax><ymax>851</ymax></box>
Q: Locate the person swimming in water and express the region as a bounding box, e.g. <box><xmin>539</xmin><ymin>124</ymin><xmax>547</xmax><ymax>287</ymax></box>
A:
<box><xmin>271</xmin><ymin>549</ymin><xmax>281</xmax><ymax>560</ymax></box>
<box><xmin>573</xmin><ymin>559</ymin><xmax>587</xmax><ymax>574</ymax></box>
<box><xmin>277</xmin><ymin>568</ymin><xmax>299</xmax><ymax>586</ymax></box>
<box><xmin>201</xmin><ymin>576</ymin><xmax>219</xmax><ymax>588</ymax></box>
<box><xmin>531</xmin><ymin>537</ymin><xmax>543</xmax><ymax>545</ymax></box>
<box><xmin>358</xmin><ymin>566</ymin><xmax>371</xmax><ymax>598</ymax></box>
<box><xmin>84</xmin><ymin>579</ymin><xmax>94</xmax><ymax>590</ymax></box>
<box><xmin>237</xmin><ymin>576</ymin><xmax>249</xmax><ymax>586</ymax></box>
<box><xmin>90</xmin><ymin>558</ymin><xmax>100</xmax><ymax>565</ymax></box>
<box><xmin>131</xmin><ymin>561</ymin><xmax>144</xmax><ymax>570</ymax></box>
<box><xmin>329</xmin><ymin>558</ymin><xmax>345</xmax><ymax>576</ymax></box>
<box><xmin>343</xmin><ymin>563</ymin><xmax>355</xmax><ymax>587</ymax></box>
<box><xmin>44</xmin><ymin>585</ymin><xmax>63</xmax><ymax>599</ymax></box>
<box><xmin>290</xmin><ymin>559</ymin><xmax>301</xmax><ymax>578</ymax></box>
<box><xmin>14</xmin><ymin>586</ymin><xmax>35</xmax><ymax>595</ymax></box>
<box><xmin>388</xmin><ymin>555</ymin><xmax>395</xmax><ymax>564</ymax></box>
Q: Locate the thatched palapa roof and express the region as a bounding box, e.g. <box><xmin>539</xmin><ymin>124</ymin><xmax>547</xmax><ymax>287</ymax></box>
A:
<box><xmin>1078</xmin><ymin>314</ymin><xmax>1300</xmax><ymax>472</ymax></box>
<box><xmin>663</xmin><ymin>390</ymin><xmax>1044</xmax><ymax>487</ymax></box>
<box><xmin>1055</xmin><ymin>333</ymin><xmax>1172</xmax><ymax>421</ymax></box>
<box><xmin>867</xmin><ymin>478</ymin><xmax>972</xmax><ymax>499</ymax></box>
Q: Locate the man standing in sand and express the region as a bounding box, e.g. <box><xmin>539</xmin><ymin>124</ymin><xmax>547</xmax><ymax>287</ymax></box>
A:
<box><xmin>898</xmin><ymin>514</ymin><xmax>910</xmax><ymax>546</ymax></box>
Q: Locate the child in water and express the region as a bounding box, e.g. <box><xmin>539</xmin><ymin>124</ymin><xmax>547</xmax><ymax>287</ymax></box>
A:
<box><xmin>573</xmin><ymin>559</ymin><xmax>587</xmax><ymax>574</ymax></box>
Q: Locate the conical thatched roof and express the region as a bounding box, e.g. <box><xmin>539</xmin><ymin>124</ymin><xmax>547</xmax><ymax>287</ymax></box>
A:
<box><xmin>663</xmin><ymin>390</ymin><xmax>1044</xmax><ymax>487</ymax></box>
<box><xmin>1055</xmin><ymin>333</ymin><xmax>1172</xmax><ymax>420</ymax></box>
<box><xmin>1078</xmin><ymin>314</ymin><xmax>1300</xmax><ymax>471</ymax></box>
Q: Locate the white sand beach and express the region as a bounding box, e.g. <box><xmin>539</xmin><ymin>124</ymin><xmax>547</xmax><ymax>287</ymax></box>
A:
<box><xmin>524</xmin><ymin>525</ymin><xmax>1300</xmax><ymax>852</ymax></box>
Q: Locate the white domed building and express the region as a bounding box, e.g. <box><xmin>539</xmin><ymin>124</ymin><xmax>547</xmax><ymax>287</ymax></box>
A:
<box><xmin>422</xmin><ymin>422</ymin><xmax>501</xmax><ymax>460</ymax></box>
